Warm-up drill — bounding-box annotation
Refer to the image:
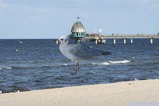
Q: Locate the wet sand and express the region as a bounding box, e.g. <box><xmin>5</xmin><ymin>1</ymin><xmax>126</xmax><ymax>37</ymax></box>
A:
<box><xmin>0</xmin><ymin>80</ymin><xmax>159</xmax><ymax>106</ymax></box>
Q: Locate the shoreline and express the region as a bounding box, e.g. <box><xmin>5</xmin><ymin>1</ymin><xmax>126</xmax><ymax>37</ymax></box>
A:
<box><xmin>0</xmin><ymin>79</ymin><xmax>159</xmax><ymax>106</ymax></box>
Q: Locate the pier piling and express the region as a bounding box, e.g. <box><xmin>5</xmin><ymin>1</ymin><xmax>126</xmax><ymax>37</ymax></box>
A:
<box><xmin>95</xmin><ymin>39</ymin><xmax>98</xmax><ymax>44</ymax></box>
<box><xmin>131</xmin><ymin>39</ymin><xmax>133</xmax><ymax>44</ymax></box>
<box><xmin>114</xmin><ymin>38</ymin><xmax>116</xmax><ymax>44</ymax></box>
<box><xmin>55</xmin><ymin>39</ymin><xmax>59</xmax><ymax>45</ymax></box>
<box><xmin>102</xmin><ymin>39</ymin><xmax>106</xmax><ymax>44</ymax></box>
<box><xmin>124</xmin><ymin>37</ymin><xmax>126</xmax><ymax>44</ymax></box>
<box><xmin>150</xmin><ymin>37</ymin><xmax>153</xmax><ymax>44</ymax></box>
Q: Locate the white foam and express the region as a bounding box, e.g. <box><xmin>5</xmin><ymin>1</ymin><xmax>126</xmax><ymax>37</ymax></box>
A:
<box><xmin>0</xmin><ymin>66</ymin><xmax>12</xmax><ymax>70</ymax></box>
<box><xmin>2</xmin><ymin>66</ymin><xmax>12</xmax><ymax>70</ymax></box>
<box><xmin>60</xmin><ymin>63</ymin><xmax>68</xmax><ymax>67</ymax></box>
<box><xmin>109</xmin><ymin>60</ymin><xmax>130</xmax><ymax>64</ymax></box>
<box><xmin>92</xmin><ymin>63</ymin><xmax>97</xmax><ymax>65</ymax></box>
<box><xmin>6</xmin><ymin>67</ymin><xmax>12</xmax><ymax>70</ymax></box>
<box><xmin>92</xmin><ymin>62</ymin><xmax>110</xmax><ymax>65</ymax></box>
<box><xmin>99</xmin><ymin>62</ymin><xmax>110</xmax><ymax>65</ymax></box>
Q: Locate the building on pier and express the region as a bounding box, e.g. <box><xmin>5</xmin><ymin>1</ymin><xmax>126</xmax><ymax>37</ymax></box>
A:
<box><xmin>70</xmin><ymin>17</ymin><xmax>86</xmax><ymax>39</ymax></box>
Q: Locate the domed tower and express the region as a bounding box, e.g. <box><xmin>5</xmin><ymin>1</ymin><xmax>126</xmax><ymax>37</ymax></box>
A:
<box><xmin>70</xmin><ymin>17</ymin><xmax>86</xmax><ymax>38</ymax></box>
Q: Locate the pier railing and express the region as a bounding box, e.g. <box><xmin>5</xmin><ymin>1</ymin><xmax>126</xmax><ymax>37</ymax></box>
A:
<box><xmin>85</xmin><ymin>34</ymin><xmax>159</xmax><ymax>39</ymax></box>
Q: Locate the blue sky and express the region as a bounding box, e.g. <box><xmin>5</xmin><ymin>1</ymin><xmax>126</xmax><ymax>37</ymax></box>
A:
<box><xmin>0</xmin><ymin>0</ymin><xmax>159</xmax><ymax>39</ymax></box>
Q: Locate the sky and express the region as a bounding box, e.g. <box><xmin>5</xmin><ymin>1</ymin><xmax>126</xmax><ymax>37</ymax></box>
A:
<box><xmin>0</xmin><ymin>0</ymin><xmax>159</xmax><ymax>39</ymax></box>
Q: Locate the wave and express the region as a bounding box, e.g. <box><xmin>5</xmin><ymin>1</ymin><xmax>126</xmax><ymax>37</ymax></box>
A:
<box><xmin>6</xmin><ymin>67</ymin><xmax>12</xmax><ymax>70</ymax></box>
<box><xmin>92</xmin><ymin>62</ymin><xmax>110</xmax><ymax>66</ymax></box>
<box><xmin>0</xmin><ymin>66</ymin><xmax>12</xmax><ymax>70</ymax></box>
<box><xmin>0</xmin><ymin>63</ymin><xmax>69</xmax><ymax>71</ymax></box>
<box><xmin>0</xmin><ymin>60</ymin><xmax>131</xmax><ymax>71</ymax></box>
<box><xmin>60</xmin><ymin>63</ymin><xmax>68</xmax><ymax>66</ymax></box>
<box><xmin>92</xmin><ymin>60</ymin><xmax>131</xmax><ymax>66</ymax></box>
<box><xmin>99</xmin><ymin>62</ymin><xmax>110</xmax><ymax>65</ymax></box>
<box><xmin>11</xmin><ymin>66</ymin><xmax>36</xmax><ymax>70</ymax></box>
<box><xmin>0</xmin><ymin>65</ymin><xmax>41</xmax><ymax>70</ymax></box>
<box><xmin>108</xmin><ymin>60</ymin><xmax>130</xmax><ymax>64</ymax></box>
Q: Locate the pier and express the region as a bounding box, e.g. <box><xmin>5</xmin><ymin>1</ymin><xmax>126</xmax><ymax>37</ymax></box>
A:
<box><xmin>55</xmin><ymin>34</ymin><xmax>159</xmax><ymax>45</ymax></box>
<box><xmin>84</xmin><ymin>34</ymin><xmax>159</xmax><ymax>45</ymax></box>
<box><xmin>55</xmin><ymin>18</ymin><xmax>159</xmax><ymax>45</ymax></box>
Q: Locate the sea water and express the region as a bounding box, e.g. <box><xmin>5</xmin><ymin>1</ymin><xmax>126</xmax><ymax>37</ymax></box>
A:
<box><xmin>0</xmin><ymin>39</ymin><xmax>159</xmax><ymax>93</ymax></box>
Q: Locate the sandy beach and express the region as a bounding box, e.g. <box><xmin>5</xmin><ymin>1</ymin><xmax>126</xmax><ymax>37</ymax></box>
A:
<box><xmin>0</xmin><ymin>79</ymin><xmax>159</xmax><ymax>106</ymax></box>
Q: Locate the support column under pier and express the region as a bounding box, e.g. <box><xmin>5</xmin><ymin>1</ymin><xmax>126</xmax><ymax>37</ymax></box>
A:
<box><xmin>150</xmin><ymin>37</ymin><xmax>153</xmax><ymax>44</ymax></box>
<box><xmin>124</xmin><ymin>37</ymin><xmax>126</xmax><ymax>45</ymax></box>
<box><xmin>131</xmin><ymin>39</ymin><xmax>133</xmax><ymax>44</ymax></box>
<box><xmin>114</xmin><ymin>38</ymin><xmax>116</xmax><ymax>44</ymax></box>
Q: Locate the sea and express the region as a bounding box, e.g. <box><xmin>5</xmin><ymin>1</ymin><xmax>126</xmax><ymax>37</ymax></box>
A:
<box><xmin>0</xmin><ymin>38</ymin><xmax>159</xmax><ymax>93</ymax></box>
